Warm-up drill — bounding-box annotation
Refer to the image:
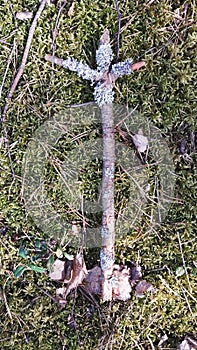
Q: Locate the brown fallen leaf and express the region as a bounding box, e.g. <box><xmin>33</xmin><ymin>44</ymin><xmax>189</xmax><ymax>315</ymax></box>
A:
<box><xmin>64</xmin><ymin>253</ymin><xmax>87</xmax><ymax>298</ymax></box>
<box><xmin>51</xmin><ymin>254</ymin><xmax>87</xmax><ymax>309</ymax></box>
<box><xmin>50</xmin><ymin>257</ymin><xmax>154</xmax><ymax>308</ymax></box>
<box><xmin>135</xmin><ymin>279</ymin><xmax>155</xmax><ymax>298</ymax></box>
<box><xmin>83</xmin><ymin>266</ymin><xmax>102</xmax><ymax>295</ymax></box>
<box><xmin>84</xmin><ymin>264</ymin><xmax>132</xmax><ymax>301</ymax></box>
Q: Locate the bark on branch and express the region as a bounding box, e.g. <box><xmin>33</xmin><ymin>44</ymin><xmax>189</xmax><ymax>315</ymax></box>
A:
<box><xmin>100</xmin><ymin>102</ymin><xmax>115</xmax><ymax>301</ymax></box>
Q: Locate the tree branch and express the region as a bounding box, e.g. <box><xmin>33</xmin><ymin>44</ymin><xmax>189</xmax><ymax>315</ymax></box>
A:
<box><xmin>45</xmin><ymin>28</ymin><xmax>145</xmax><ymax>301</ymax></box>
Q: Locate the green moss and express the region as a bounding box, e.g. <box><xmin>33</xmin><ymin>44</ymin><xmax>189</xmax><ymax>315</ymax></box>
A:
<box><xmin>0</xmin><ymin>0</ymin><xmax>196</xmax><ymax>348</ymax></box>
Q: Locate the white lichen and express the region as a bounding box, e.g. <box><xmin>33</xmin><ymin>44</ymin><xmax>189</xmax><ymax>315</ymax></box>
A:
<box><xmin>61</xmin><ymin>47</ymin><xmax>133</xmax><ymax>107</ymax></box>
<box><xmin>93</xmin><ymin>82</ymin><xmax>114</xmax><ymax>107</ymax></box>
<box><xmin>111</xmin><ymin>58</ymin><xmax>133</xmax><ymax>77</ymax></box>
<box><xmin>104</xmin><ymin>166</ymin><xmax>115</xmax><ymax>178</ymax></box>
<box><xmin>100</xmin><ymin>249</ymin><xmax>114</xmax><ymax>271</ymax></box>
<box><xmin>101</xmin><ymin>226</ymin><xmax>109</xmax><ymax>238</ymax></box>
<box><xmin>62</xmin><ymin>57</ymin><xmax>97</xmax><ymax>82</ymax></box>
<box><xmin>96</xmin><ymin>44</ymin><xmax>113</xmax><ymax>72</ymax></box>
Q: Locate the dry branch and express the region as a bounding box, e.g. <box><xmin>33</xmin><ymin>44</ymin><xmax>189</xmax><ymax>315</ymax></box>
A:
<box><xmin>45</xmin><ymin>29</ymin><xmax>145</xmax><ymax>301</ymax></box>
<box><xmin>100</xmin><ymin>102</ymin><xmax>115</xmax><ymax>301</ymax></box>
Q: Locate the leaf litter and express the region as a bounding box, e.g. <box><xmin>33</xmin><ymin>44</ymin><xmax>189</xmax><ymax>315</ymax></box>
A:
<box><xmin>48</xmin><ymin>254</ymin><xmax>155</xmax><ymax>308</ymax></box>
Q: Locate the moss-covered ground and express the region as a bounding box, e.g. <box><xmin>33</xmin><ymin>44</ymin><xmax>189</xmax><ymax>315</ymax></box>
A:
<box><xmin>0</xmin><ymin>0</ymin><xmax>196</xmax><ymax>349</ymax></box>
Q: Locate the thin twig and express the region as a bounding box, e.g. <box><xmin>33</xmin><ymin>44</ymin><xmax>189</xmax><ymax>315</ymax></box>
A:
<box><xmin>2</xmin><ymin>277</ymin><xmax>13</xmax><ymax>322</ymax></box>
<box><xmin>0</xmin><ymin>43</ymin><xmax>15</xmax><ymax>98</ymax></box>
<box><xmin>0</xmin><ymin>111</ymin><xmax>16</xmax><ymax>180</ymax></box>
<box><xmin>177</xmin><ymin>231</ymin><xmax>192</xmax><ymax>293</ymax></box>
<box><xmin>180</xmin><ymin>287</ymin><xmax>197</xmax><ymax>325</ymax></box>
<box><xmin>47</xmin><ymin>0</ymin><xmax>68</xmax><ymax>97</ymax></box>
<box><xmin>2</xmin><ymin>289</ymin><xmax>13</xmax><ymax>321</ymax></box>
<box><xmin>0</xmin><ymin>43</ymin><xmax>16</xmax><ymax>179</ymax></box>
<box><xmin>65</xmin><ymin>101</ymin><xmax>95</xmax><ymax>108</ymax></box>
<box><xmin>1</xmin><ymin>0</ymin><xmax>48</xmax><ymax>179</ymax></box>
<box><xmin>36</xmin><ymin>285</ymin><xmax>59</xmax><ymax>303</ymax></box>
<box><xmin>147</xmin><ymin>334</ymin><xmax>155</xmax><ymax>350</ymax></box>
<box><xmin>45</xmin><ymin>29</ymin><xmax>145</xmax><ymax>302</ymax></box>
<box><xmin>114</xmin><ymin>0</ymin><xmax>121</xmax><ymax>63</ymax></box>
<box><xmin>2</xmin><ymin>0</ymin><xmax>48</xmax><ymax>121</ymax></box>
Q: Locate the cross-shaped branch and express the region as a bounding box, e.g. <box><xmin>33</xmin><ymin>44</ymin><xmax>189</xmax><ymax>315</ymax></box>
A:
<box><xmin>46</xmin><ymin>29</ymin><xmax>144</xmax><ymax>107</ymax></box>
<box><xmin>45</xmin><ymin>29</ymin><xmax>145</xmax><ymax>301</ymax></box>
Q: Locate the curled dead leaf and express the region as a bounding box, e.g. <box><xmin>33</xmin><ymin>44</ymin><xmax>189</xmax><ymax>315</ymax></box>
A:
<box><xmin>53</xmin><ymin>254</ymin><xmax>87</xmax><ymax>309</ymax></box>
<box><xmin>50</xmin><ymin>257</ymin><xmax>154</xmax><ymax>307</ymax></box>
<box><xmin>63</xmin><ymin>253</ymin><xmax>87</xmax><ymax>298</ymax></box>
<box><xmin>84</xmin><ymin>264</ymin><xmax>133</xmax><ymax>301</ymax></box>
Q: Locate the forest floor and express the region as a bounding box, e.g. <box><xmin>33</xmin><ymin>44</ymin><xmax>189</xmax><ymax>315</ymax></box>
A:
<box><xmin>0</xmin><ymin>0</ymin><xmax>196</xmax><ymax>349</ymax></box>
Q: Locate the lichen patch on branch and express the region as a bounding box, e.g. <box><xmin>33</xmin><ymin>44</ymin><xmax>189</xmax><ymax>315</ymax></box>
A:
<box><xmin>45</xmin><ymin>28</ymin><xmax>144</xmax><ymax>107</ymax></box>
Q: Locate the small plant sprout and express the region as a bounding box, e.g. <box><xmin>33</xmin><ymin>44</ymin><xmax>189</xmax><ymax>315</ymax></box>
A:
<box><xmin>45</xmin><ymin>29</ymin><xmax>145</xmax><ymax>301</ymax></box>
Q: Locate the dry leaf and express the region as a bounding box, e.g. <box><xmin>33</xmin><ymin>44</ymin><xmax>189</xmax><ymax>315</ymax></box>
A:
<box><xmin>132</xmin><ymin>133</ymin><xmax>148</xmax><ymax>153</ymax></box>
<box><xmin>135</xmin><ymin>279</ymin><xmax>155</xmax><ymax>298</ymax></box>
<box><xmin>64</xmin><ymin>253</ymin><xmax>87</xmax><ymax>298</ymax></box>
<box><xmin>111</xmin><ymin>264</ymin><xmax>132</xmax><ymax>301</ymax></box>
<box><xmin>83</xmin><ymin>266</ymin><xmax>102</xmax><ymax>295</ymax></box>
<box><xmin>177</xmin><ymin>336</ymin><xmax>197</xmax><ymax>350</ymax></box>
<box><xmin>130</xmin><ymin>264</ymin><xmax>142</xmax><ymax>286</ymax></box>
<box><xmin>54</xmin><ymin>255</ymin><xmax>87</xmax><ymax>309</ymax></box>
<box><xmin>15</xmin><ymin>12</ymin><xmax>33</xmax><ymax>20</ymax></box>
<box><xmin>84</xmin><ymin>264</ymin><xmax>133</xmax><ymax>301</ymax></box>
<box><xmin>49</xmin><ymin>259</ymin><xmax>65</xmax><ymax>281</ymax></box>
<box><xmin>68</xmin><ymin>1</ymin><xmax>75</xmax><ymax>17</ymax></box>
<box><xmin>56</xmin><ymin>287</ymin><xmax>67</xmax><ymax>310</ymax></box>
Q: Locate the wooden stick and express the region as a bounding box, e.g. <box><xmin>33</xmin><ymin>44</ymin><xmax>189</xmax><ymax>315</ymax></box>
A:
<box><xmin>45</xmin><ymin>29</ymin><xmax>145</xmax><ymax>302</ymax></box>
<box><xmin>100</xmin><ymin>102</ymin><xmax>115</xmax><ymax>301</ymax></box>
